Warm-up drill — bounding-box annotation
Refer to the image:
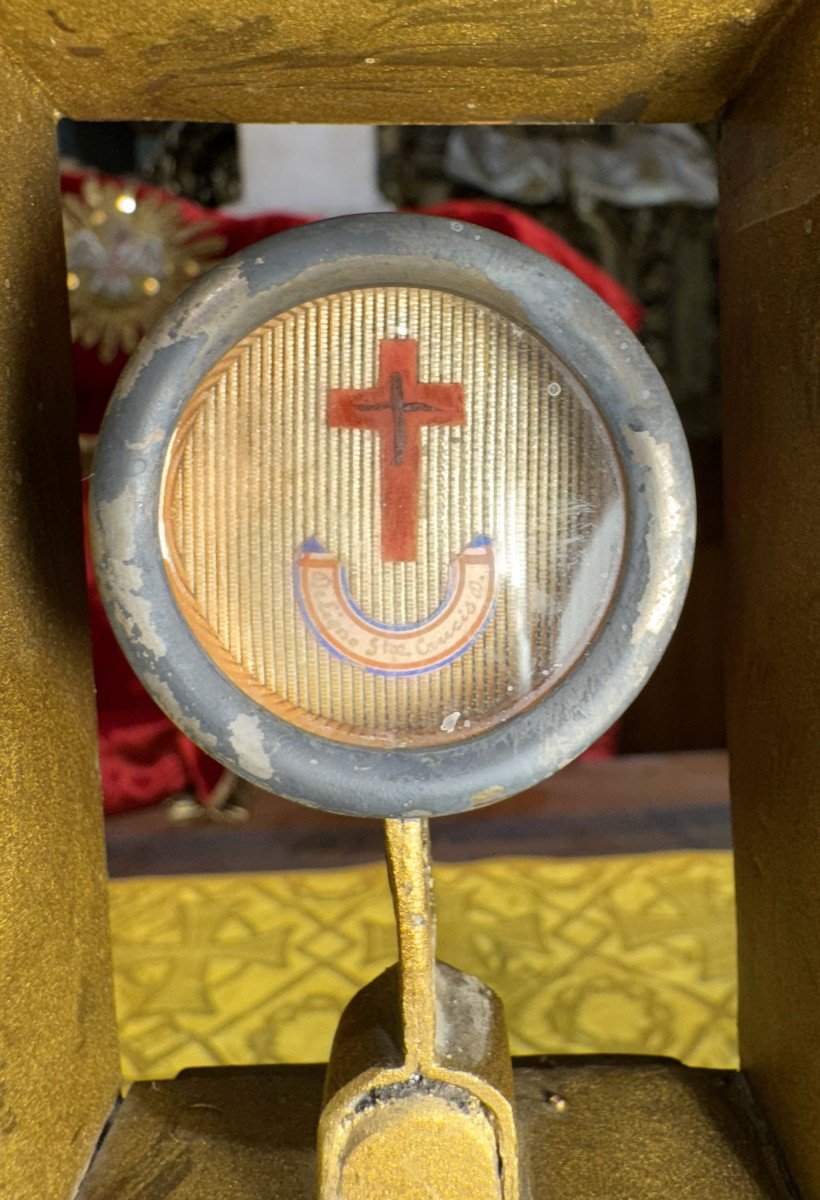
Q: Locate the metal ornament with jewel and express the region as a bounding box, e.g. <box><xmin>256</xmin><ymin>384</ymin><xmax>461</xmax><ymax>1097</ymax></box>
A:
<box><xmin>90</xmin><ymin>213</ymin><xmax>695</xmax><ymax>1198</ymax></box>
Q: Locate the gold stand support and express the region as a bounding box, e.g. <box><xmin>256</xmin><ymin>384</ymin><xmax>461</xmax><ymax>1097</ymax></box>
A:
<box><xmin>317</xmin><ymin>818</ymin><xmax>520</xmax><ymax>1200</ymax></box>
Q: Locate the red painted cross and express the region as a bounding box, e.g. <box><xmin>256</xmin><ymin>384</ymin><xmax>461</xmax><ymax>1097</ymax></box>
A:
<box><xmin>328</xmin><ymin>339</ymin><xmax>465</xmax><ymax>562</ymax></box>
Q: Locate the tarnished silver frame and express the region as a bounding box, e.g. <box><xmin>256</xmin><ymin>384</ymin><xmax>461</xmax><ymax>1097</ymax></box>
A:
<box><xmin>90</xmin><ymin>213</ymin><xmax>695</xmax><ymax>818</ymax></box>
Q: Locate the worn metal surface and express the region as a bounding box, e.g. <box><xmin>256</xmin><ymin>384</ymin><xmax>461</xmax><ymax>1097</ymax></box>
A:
<box><xmin>0</xmin><ymin>0</ymin><xmax>800</xmax><ymax>125</ymax></box>
<box><xmin>318</xmin><ymin>818</ymin><xmax>519</xmax><ymax>1199</ymax></box>
<box><xmin>0</xmin><ymin>50</ymin><xmax>119</xmax><ymax>1200</ymax></box>
<box><xmin>77</xmin><ymin>1057</ymin><xmax>795</xmax><ymax>1199</ymax></box>
<box><xmin>720</xmin><ymin>2</ymin><xmax>820</xmax><ymax>1196</ymax></box>
<box><xmin>91</xmin><ymin>214</ymin><xmax>695</xmax><ymax>819</ymax></box>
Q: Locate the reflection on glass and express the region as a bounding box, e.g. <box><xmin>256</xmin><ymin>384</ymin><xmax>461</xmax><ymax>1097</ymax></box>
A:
<box><xmin>162</xmin><ymin>286</ymin><xmax>626</xmax><ymax>748</ymax></box>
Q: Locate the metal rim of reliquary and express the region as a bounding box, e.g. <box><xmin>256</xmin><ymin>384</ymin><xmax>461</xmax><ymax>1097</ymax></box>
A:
<box><xmin>90</xmin><ymin>213</ymin><xmax>695</xmax><ymax>818</ymax></box>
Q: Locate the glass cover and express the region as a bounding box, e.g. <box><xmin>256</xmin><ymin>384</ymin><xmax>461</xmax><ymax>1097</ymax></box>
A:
<box><xmin>161</xmin><ymin>286</ymin><xmax>626</xmax><ymax>747</ymax></box>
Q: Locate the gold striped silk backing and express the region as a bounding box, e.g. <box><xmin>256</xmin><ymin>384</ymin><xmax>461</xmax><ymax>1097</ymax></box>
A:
<box><xmin>161</xmin><ymin>287</ymin><xmax>626</xmax><ymax>747</ymax></box>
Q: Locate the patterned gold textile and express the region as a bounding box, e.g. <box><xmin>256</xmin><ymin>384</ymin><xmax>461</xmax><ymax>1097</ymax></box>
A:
<box><xmin>110</xmin><ymin>852</ymin><xmax>737</xmax><ymax>1083</ymax></box>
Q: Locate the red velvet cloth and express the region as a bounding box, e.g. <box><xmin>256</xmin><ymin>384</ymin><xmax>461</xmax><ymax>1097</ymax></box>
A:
<box><xmin>70</xmin><ymin>174</ymin><xmax>639</xmax><ymax>812</ymax></box>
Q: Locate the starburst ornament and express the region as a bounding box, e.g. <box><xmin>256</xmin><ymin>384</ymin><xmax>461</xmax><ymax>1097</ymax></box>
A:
<box><xmin>63</xmin><ymin>177</ymin><xmax>225</xmax><ymax>363</ymax></box>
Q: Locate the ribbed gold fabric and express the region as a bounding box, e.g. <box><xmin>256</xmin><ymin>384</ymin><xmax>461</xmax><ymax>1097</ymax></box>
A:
<box><xmin>110</xmin><ymin>852</ymin><xmax>738</xmax><ymax>1083</ymax></box>
<box><xmin>162</xmin><ymin>287</ymin><xmax>625</xmax><ymax>746</ymax></box>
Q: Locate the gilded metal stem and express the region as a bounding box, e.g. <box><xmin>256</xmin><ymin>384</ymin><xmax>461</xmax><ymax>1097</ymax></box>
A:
<box><xmin>384</xmin><ymin>817</ymin><xmax>437</xmax><ymax>1069</ymax></box>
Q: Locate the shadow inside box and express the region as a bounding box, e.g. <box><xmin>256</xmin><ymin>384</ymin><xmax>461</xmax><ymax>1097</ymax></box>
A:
<box><xmin>104</xmin><ymin>751</ymin><xmax>732</xmax><ymax>877</ymax></box>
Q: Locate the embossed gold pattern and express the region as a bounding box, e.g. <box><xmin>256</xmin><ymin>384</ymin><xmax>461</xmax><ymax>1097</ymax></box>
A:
<box><xmin>109</xmin><ymin>852</ymin><xmax>739</xmax><ymax>1084</ymax></box>
<box><xmin>162</xmin><ymin>286</ymin><xmax>625</xmax><ymax>746</ymax></box>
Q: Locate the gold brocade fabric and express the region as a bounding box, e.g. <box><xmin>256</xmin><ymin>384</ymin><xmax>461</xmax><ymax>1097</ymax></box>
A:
<box><xmin>110</xmin><ymin>852</ymin><xmax>738</xmax><ymax>1083</ymax></box>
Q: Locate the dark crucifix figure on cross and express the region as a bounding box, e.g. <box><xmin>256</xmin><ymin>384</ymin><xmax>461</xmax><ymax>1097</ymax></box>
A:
<box><xmin>327</xmin><ymin>339</ymin><xmax>465</xmax><ymax>561</ymax></box>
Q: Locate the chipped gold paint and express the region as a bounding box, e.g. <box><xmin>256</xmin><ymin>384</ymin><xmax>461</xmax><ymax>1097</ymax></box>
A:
<box><xmin>0</xmin><ymin>50</ymin><xmax>119</xmax><ymax>1200</ymax></box>
<box><xmin>470</xmin><ymin>784</ymin><xmax>505</xmax><ymax>808</ymax></box>
<box><xmin>77</xmin><ymin>1057</ymin><xmax>794</xmax><ymax>1199</ymax></box>
<box><xmin>0</xmin><ymin>0</ymin><xmax>797</xmax><ymax>125</ymax></box>
<box><xmin>318</xmin><ymin>818</ymin><xmax>519</xmax><ymax>1200</ymax></box>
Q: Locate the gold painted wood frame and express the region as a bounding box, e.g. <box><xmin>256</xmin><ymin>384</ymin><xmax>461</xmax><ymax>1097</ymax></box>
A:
<box><xmin>0</xmin><ymin>51</ymin><xmax>119</xmax><ymax>1200</ymax></box>
<box><xmin>0</xmin><ymin>0</ymin><xmax>818</xmax><ymax>1196</ymax></box>
<box><xmin>0</xmin><ymin>0</ymin><xmax>802</xmax><ymax>124</ymax></box>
